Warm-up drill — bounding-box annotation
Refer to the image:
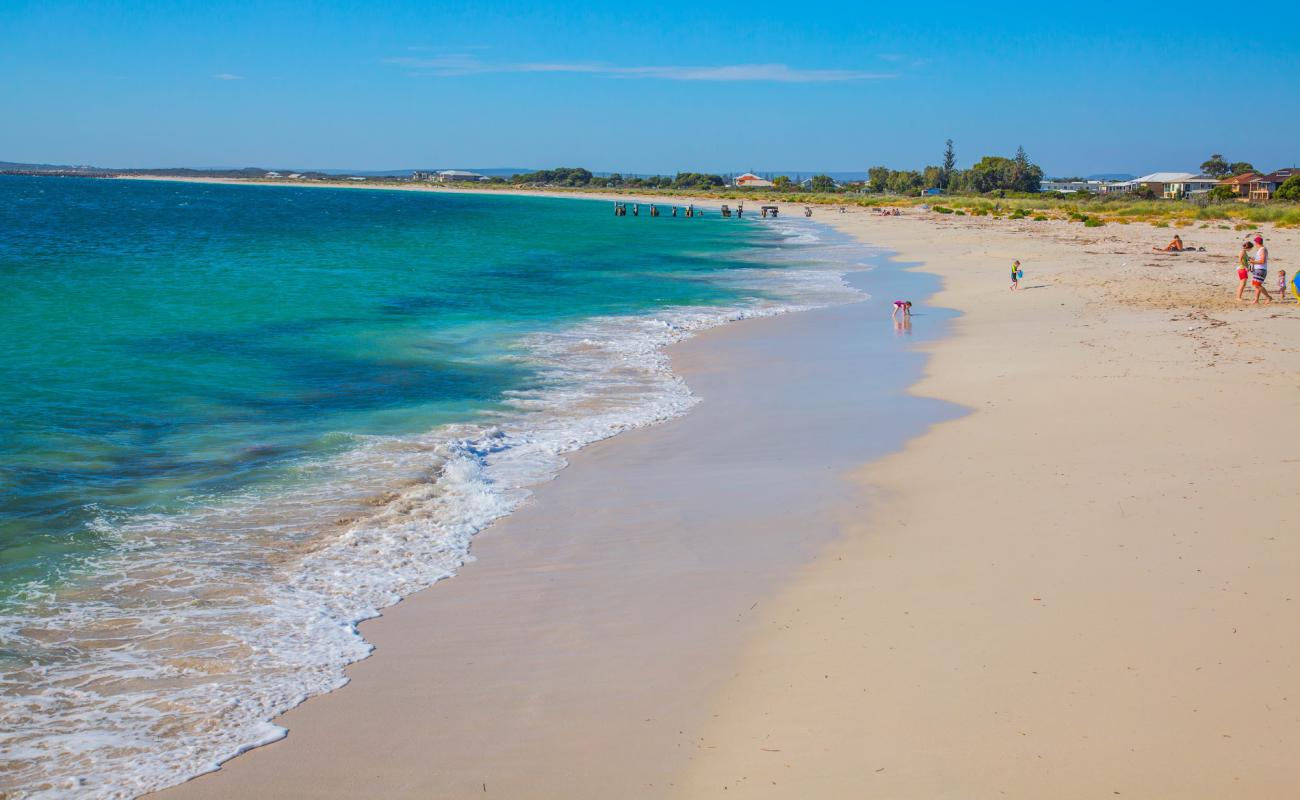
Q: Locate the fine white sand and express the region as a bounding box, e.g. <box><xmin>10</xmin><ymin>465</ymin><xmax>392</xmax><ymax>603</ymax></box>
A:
<box><xmin>675</xmin><ymin>209</ymin><xmax>1300</xmax><ymax>798</ymax></box>
<box><xmin>145</xmin><ymin>185</ymin><xmax>1300</xmax><ymax>798</ymax></box>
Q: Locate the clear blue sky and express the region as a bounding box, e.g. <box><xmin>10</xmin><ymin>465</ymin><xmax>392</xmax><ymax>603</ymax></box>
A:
<box><xmin>3</xmin><ymin>1</ymin><xmax>1298</xmax><ymax>176</ymax></box>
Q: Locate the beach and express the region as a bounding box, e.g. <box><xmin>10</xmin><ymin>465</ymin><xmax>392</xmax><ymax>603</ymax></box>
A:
<box><xmin>138</xmin><ymin>188</ymin><xmax>1300</xmax><ymax>799</ymax></box>
<box><xmin>674</xmin><ymin>211</ymin><xmax>1300</xmax><ymax>797</ymax></box>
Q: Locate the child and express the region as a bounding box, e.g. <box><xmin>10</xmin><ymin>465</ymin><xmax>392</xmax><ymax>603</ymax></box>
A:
<box><xmin>1278</xmin><ymin>269</ymin><xmax>1288</xmax><ymax>296</ymax></box>
<box><xmin>1236</xmin><ymin>242</ymin><xmax>1253</xmax><ymax>301</ymax></box>
<box><xmin>891</xmin><ymin>300</ymin><xmax>912</xmax><ymax>320</ymax></box>
<box><xmin>1010</xmin><ymin>260</ymin><xmax>1022</xmax><ymax>291</ymax></box>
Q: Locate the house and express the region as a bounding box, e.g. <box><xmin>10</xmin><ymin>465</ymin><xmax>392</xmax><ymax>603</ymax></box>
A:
<box><xmin>1164</xmin><ymin>175</ymin><xmax>1220</xmax><ymax>199</ymax></box>
<box><xmin>287</xmin><ymin>173</ymin><xmax>304</xmax><ymax>179</ymax></box>
<box><xmin>264</xmin><ymin>171</ymin><xmax>282</xmax><ymax>178</ymax></box>
<box><xmin>1217</xmin><ymin>172</ymin><xmax>1257</xmax><ymax>197</ymax></box>
<box><xmin>1041</xmin><ymin>179</ymin><xmax>1090</xmax><ymax>193</ymax></box>
<box><xmin>732</xmin><ymin>172</ymin><xmax>774</xmax><ymax>188</ymax></box>
<box><xmin>1249</xmin><ymin>168</ymin><xmax>1300</xmax><ymax>201</ymax></box>
<box><xmin>1098</xmin><ymin>180</ymin><xmax>1138</xmax><ymax>194</ymax></box>
<box><xmin>435</xmin><ymin>170</ymin><xmax>489</xmax><ymax>183</ymax></box>
<box><xmin>1123</xmin><ymin>172</ymin><xmax>1196</xmax><ymax>198</ymax></box>
<box><xmin>411</xmin><ymin>171</ymin><xmax>434</xmax><ymax>181</ymax></box>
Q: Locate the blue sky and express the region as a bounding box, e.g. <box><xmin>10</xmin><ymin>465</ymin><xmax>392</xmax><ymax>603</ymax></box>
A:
<box><xmin>3</xmin><ymin>1</ymin><xmax>1298</xmax><ymax>176</ymax></box>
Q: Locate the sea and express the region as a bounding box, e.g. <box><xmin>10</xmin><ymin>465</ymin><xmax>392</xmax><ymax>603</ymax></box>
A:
<box><xmin>0</xmin><ymin>176</ymin><xmax>867</xmax><ymax>798</ymax></box>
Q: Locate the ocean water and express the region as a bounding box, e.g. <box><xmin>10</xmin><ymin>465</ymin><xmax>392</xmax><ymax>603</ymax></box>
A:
<box><xmin>0</xmin><ymin>176</ymin><xmax>863</xmax><ymax>798</ymax></box>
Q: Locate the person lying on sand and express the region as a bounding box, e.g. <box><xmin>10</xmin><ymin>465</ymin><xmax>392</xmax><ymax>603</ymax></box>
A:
<box><xmin>1153</xmin><ymin>234</ymin><xmax>1184</xmax><ymax>252</ymax></box>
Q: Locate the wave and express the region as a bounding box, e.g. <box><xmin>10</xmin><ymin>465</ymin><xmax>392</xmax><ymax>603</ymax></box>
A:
<box><xmin>0</xmin><ymin>223</ymin><xmax>867</xmax><ymax>799</ymax></box>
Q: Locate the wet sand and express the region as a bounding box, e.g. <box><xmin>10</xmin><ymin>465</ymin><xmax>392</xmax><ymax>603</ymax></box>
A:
<box><xmin>153</xmin><ymin>244</ymin><xmax>953</xmax><ymax>798</ymax></box>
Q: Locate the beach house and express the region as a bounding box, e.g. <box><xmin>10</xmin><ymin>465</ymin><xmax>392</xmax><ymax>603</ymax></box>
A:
<box><xmin>1217</xmin><ymin>172</ymin><xmax>1257</xmax><ymax>198</ymax></box>
<box><xmin>1163</xmin><ymin>175</ymin><xmax>1219</xmax><ymax>199</ymax></box>
<box><xmin>1249</xmin><ymin>169</ymin><xmax>1299</xmax><ymax>201</ymax></box>
<box><xmin>732</xmin><ymin>172</ymin><xmax>774</xmax><ymax>188</ymax></box>
<box><xmin>1122</xmin><ymin>172</ymin><xmax>1195</xmax><ymax>198</ymax></box>
<box><xmin>435</xmin><ymin>170</ymin><xmax>490</xmax><ymax>183</ymax></box>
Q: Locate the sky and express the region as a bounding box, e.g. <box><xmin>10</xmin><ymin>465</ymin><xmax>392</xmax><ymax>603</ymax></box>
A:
<box><xmin>3</xmin><ymin>0</ymin><xmax>1299</xmax><ymax>176</ymax></box>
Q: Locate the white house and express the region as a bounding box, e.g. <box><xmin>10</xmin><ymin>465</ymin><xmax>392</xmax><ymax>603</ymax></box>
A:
<box><xmin>1040</xmin><ymin>179</ymin><xmax>1099</xmax><ymax>193</ymax></box>
<box><xmin>732</xmin><ymin>172</ymin><xmax>774</xmax><ymax>188</ymax></box>
<box><xmin>1163</xmin><ymin>175</ymin><xmax>1220</xmax><ymax>199</ymax></box>
<box><xmin>435</xmin><ymin>170</ymin><xmax>489</xmax><ymax>183</ymax></box>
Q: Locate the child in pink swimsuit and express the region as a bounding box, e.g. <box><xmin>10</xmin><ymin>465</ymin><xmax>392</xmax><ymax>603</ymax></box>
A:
<box><xmin>892</xmin><ymin>300</ymin><xmax>912</xmax><ymax>320</ymax></box>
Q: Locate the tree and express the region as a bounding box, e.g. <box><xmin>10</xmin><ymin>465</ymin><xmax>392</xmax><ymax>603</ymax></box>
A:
<box><xmin>772</xmin><ymin>175</ymin><xmax>792</xmax><ymax>191</ymax></box>
<box><xmin>922</xmin><ymin>165</ymin><xmax>944</xmax><ymax>189</ymax></box>
<box><xmin>867</xmin><ymin>166</ymin><xmax>890</xmax><ymax>193</ymax></box>
<box><xmin>885</xmin><ymin>170</ymin><xmax>922</xmax><ymax>195</ymax></box>
<box><xmin>1276</xmin><ymin>175</ymin><xmax>1300</xmax><ymax>202</ymax></box>
<box><xmin>672</xmin><ymin>172</ymin><xmax>725</xmax><ymax>189</ymax></box>
<box><xmin>1200</xmin><ymin>154</ymin><xmax>1231</xmax><ymax>178</ymax></box>
<box><xmin>942</xmin><ymin>139</ymin><xmax>956</xmax><ymax>187</ymax></box>
<box><xmin>1206</xmin><ymin>185</ymin><xmax>1236</xmax><ymax>202</ymax></box>
<box><xmin>809</xmin><ymin>174</ymin><xmax>836</xmax><ymax>192</ymax></box>
<box><xmin>1230</xmin><ymin>162</ymin><xmax>1256</xmax><ymax>176</ymax></box>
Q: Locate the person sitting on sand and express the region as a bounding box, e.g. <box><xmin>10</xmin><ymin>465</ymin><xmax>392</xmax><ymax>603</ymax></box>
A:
<box><xmin>892</xmin><ymin>300</ymin><xmax>912</xmax><ymax>320</ymax></box>
<box><xmin>1236</xmin><ymin>242</ymin><xmax>1253</xmax><ymax>301</ymax></box>
<box><xmin>1154</xmin><ymin>234</ymin><xmax>1184</xmax><ymax>252</ymax></box>
<box><xmin>1250</xmin><ymin>235</ymin><xmax>1272</xmax><ymax>304</ymax></box>
<box><xmin>1010</xmin><ymin>260</ymin><xmax>1022</xmax><ymax>291</ymax></box>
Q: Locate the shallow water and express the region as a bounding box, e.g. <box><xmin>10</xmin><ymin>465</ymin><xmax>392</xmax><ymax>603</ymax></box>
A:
<box><xmin>0</xmin><ymin>177</ymin><xmax>865</xmax><ymax>798</ymax></box>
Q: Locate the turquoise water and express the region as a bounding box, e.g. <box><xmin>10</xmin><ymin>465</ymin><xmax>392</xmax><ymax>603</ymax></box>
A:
<box><xmin>0</xmin><ymin>176</ymin><xmax>770</xmax><ymax>593</ymax></box>
<box><xmin>0</xmin><ymin>176</ymin><xmax>862</xmax><ymax>798</ymax></box>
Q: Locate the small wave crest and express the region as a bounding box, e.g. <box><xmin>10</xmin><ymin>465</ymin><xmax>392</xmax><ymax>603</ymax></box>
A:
<box><xmin>0</xmin><ymin>256</ymin><xmax>865</xmax><ymax>798</ymax></box>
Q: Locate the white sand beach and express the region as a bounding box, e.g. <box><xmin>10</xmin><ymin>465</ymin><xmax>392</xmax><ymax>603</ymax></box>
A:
<box><xmin>147</xmin><ymin>190</ymin><xmax>1300</xmax><ymax>799</ymax></box>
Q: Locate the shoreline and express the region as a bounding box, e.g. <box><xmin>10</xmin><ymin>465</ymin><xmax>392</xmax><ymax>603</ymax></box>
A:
<box><xmin>673</xmin><ymin>209</ymin><xmax>1299</xmax><ymax>797</ymax></box>
<box><xmin>150</xmin><ymin>221</ymin><xmax>955</xmax><ymax>798</ymax></box>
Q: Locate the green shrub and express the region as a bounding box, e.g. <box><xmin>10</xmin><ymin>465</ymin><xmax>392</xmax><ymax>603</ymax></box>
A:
<box><xmin>954</xmin><ymin>210</ymin><xmax>966</xmax><ymax>215</ymax></box>
<box><xmin>1276</xmin><ymin>175</ymin><xmax>1300</xmax><ymax>202</ymax></box>
<box><xmin>1083</xmin><ymin>217</ymin><xmax>1105</xmax><ymax>227</ymax></box>
<box><xmin>1033</xmin><ymin>215</ymin><xmax>1048</xmax><ymax>221</ymax></box>
<box><xmin>932</xmin><ymin>206</ymin><xmax>954</xmax><ymax>214</ymax></box>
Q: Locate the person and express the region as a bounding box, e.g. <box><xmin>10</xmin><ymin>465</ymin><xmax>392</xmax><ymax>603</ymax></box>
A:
<box><xmin>1153</xmin><ymin>234</ymin><xmax>1184</xmax><ymax>252</ymax></box>
<box><xmin>1250</xmin><ymin>235</ymin><xmax>1272</xmax><ymax>304</ymax></box>
<box><xmin>1236</xmin><ymin>241</ymin><xmax>1253</xmax><ymax>301</ymax></box>
<box><xmin>1010</xmin><ymin>259</ymin><xmax>1022</xmax><ymax>291</ymax></box>
<box><xmin>1277</xmin><ymin>269</ymin><xmax>1287</xmax><ymax>296</ymax></box>
<box><xmin>891</xmin><ymin>300</ymin><xmax>912</xmax><ymax>320</ymax></box>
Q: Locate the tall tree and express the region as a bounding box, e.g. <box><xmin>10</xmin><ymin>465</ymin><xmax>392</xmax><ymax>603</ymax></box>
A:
<box><xmin>867</xmin><ymin>166</ymin><xmax>890</xmax><ymax>193</ymax></box>
<box><xmin>1230</xmin><ymin>161</ymin><xmax>1256</xmax><ymax>176</ymax></box>
<box><xmin>1200</xmin><ymin>154</ymin><xmax>1231</xmax><ymax>178</ymax></box>
<box><xmin>942</xmin><ymin>139</ymin><xmax>956</xmax><ymax>188</ymax></box>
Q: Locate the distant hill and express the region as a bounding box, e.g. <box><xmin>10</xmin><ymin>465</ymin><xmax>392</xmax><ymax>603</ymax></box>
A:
<box><xmin>0</xmin><ymin>160</ymin><xmax>538</xmax><ymax>178</ymax></box>
<box><xmin>305</xmin><ymin>167</ymin><xmax>535</xmax><ymax>177</ymax></box>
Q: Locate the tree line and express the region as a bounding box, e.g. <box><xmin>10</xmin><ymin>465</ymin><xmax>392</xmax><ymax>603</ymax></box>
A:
<box><xmin>510</xmin><ymin>168</ymin><xmax>725</xmax><ymax>189</ymax></box>
<box><xmin>507</xmin><ymin>143</ymin><xmax>1048</xmax><ymax>196</ymax></box>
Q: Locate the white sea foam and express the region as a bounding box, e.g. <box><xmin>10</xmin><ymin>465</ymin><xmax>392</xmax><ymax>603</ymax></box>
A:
<box><xmin>0</xmin><ymin>220</ymin><xmax>870</xmax><ymax>799</ymax></box>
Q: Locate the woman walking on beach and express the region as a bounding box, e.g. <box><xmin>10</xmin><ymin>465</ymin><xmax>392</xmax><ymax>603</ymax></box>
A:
<box><xmin>1250</xmin><ymin>235</ymin><xmax>1273</xmax><ymax>304</ymax></box>
<box><xmin>1236</xmin><ymin>241</ymin><xmax>1253</xmax><ymax>301</ymax></box>
<box><xmin>1010</xmin><ymin>260</ymin><xmax>1022</xmax><ymax>291</ymax></box>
